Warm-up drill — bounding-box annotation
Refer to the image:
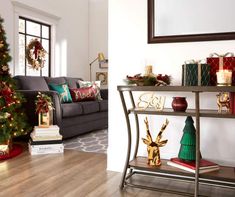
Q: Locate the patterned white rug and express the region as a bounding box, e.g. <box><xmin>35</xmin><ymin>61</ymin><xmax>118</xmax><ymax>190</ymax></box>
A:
<box><xmin>63</xmin><ymin>129</ymin><xmax>108</xmax><ymax>154</ymax></box>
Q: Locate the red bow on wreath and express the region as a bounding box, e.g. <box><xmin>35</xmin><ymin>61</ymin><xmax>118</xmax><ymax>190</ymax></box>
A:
<box><xmin>33</xmin><ymin>40</ymin><xmax>43</xmax><ymax>59</ymax></box>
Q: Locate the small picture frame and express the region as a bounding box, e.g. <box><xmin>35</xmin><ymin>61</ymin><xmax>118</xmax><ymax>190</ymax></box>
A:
<box><xmin>99</xmin><ymin>59</ymin><xmax>108</xmax><ymax>69</ymax></box>
<box><xmin>96</xmin><ymin>72</ymin><xmax>108</xmax><ymax>85</ymax></box>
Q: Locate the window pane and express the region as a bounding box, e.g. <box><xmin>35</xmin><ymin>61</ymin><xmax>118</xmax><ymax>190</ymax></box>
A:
<box><xmin>42</xmin><ymin>39</ymin><xmax>49</xmax><ymax>52</ymax></box>
<box><xmin>19</xmin><ymin>19</ymin><xmax>25</xmax><ymax>33</ymax></box>
<box><xmin>41</xmin><ymin>40</ymin><xmax>49</xmax><ymax>76</ymax></box>
<box><xmin>17</xmin><ymin>34</ymin><xmax>25</xmax><ymax>75</ymax></box>
<box><xmin>18</xmin><ymin>17</ymin><xmax>51</xmax><ymax>77</ymax></box>
<box><xmin>26</xmin><ymin>35</ymin><xmax>39</xmax><ymax>45</ymax></box>
<box><xmin>42</xmin><ymin>59</ymin><xmax>49</xmax><ymax>76</ymax></box>
<box><xmin>26</xmin><ymin>21</ymin><xmax>40</xmax><ymax>36</ymax></box>
<box><xmin>42</xmin><ymin>26</ymin><xmax>49</xmax><ymax>39</ymax></box>
<box><xmin>26</xmin><ymin>67</ymin><xmax>41</xmax><ymax>76</ymax></box>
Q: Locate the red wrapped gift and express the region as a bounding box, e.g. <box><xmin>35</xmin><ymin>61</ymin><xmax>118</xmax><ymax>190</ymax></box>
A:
<box><xmin>207</xmin><ymin>52</ymin><xmax>235</xmax><ymax>86</ymax></box>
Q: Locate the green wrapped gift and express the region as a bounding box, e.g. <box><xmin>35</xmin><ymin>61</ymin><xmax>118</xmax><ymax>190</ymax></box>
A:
<box><xmin>182</xmin><ymin>61</ymin><xmax>210</xmax><ymax>86</ymax></box>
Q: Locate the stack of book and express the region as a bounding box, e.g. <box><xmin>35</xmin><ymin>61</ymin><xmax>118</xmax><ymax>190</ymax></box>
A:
<box><xmin>29</xmin><ymin>125</ymin><xmax>64</xmax><ymax>155</ymax></box>
<box><xmin>167</xmin><ymin>157</ymin><xmax>220</xmax><ymax>174</ymax></box>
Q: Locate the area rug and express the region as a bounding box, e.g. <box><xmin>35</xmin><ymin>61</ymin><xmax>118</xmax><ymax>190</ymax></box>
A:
<box><xmin>63</xmin><ymin>129</ymin><xmax>108</xmax><ymax>154</ymax></box>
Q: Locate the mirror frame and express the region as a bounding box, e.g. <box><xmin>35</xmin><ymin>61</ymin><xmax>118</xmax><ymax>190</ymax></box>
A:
<box><xmin>148</xmin><ymin>0</ymin><xmax>235</xmax><ymax>43</ymax></box>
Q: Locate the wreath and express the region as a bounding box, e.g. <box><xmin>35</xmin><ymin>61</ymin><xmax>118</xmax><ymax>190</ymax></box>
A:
<box><xmin>26</xmin><ymin>39</ymin><xmax>47</xmax><ymax>70</ymax></box>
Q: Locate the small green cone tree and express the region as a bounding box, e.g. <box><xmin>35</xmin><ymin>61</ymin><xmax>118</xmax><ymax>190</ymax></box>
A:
<box><xmin>0</xmin><ymin>16</ymin><xmax>30</xmax><ymax>143</ymax></box>
<box><xmin>178</xmin><ymin>116</ymin><xmax>197</xmax><ymax>161</ymax></box>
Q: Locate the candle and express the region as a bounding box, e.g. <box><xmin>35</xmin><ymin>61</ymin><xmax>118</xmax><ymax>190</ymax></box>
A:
<box><xmin>144</xmin><ymin>65</ymin><xmax>155</xmax><ymax>77</ymax></box>
<box><xmin>216</xmin><ymin>69</ymin><xmax>232</xmax><ymax>86</ymax></box>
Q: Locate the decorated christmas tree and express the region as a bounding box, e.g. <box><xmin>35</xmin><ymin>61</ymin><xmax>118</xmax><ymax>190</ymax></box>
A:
<box><xmin>178</xmin><ymin>116</ymin><xmax>196</xmax><ymax>161</ymax></box>
<box><xmin>0</xmin><ymin>16</ymin><xmax>30</xmax><ymax>146</ymax></box>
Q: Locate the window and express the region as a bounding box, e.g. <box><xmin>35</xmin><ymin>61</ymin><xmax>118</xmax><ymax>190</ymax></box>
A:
<box><xmin>18</xmin><ymin>17</ymin><xmax>51</xmax><ymax>76</ymax></box>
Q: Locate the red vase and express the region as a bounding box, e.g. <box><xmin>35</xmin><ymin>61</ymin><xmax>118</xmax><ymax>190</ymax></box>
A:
<box><xmin>172</xmin><ymin>97</ymin><xmax>188</xmax><ymax>112</ymax></box>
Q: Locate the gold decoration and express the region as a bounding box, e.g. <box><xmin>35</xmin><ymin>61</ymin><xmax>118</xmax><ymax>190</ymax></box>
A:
<box><xmin>26</xmin><ymin>39</ymin><xmax>47</xmax><ymax>70</ymax></box>
<box><xmin>38</xmin><ymin>112</ymin><xmax>50</xmax><ymax>128</ymax></box>
<box><xmin>137</xmin><ymin>93</ymin><xmax>165</xmax><ymax>111</ymax></box>
<box><xmin>216</xmin><ymin>92</ymin><xmax>230</xmax><ymax>113</ymax></box>
<box><xmin>142</xmin><ymin>117</ymin><xmax>169</xmax><ymax>166</ymax></box>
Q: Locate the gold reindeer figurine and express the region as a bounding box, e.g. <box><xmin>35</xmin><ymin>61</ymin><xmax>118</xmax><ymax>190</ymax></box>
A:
<box><xmin>142</xmin><ymin>117</ymin><xmax>169</xmax><ymax>166</ymax></box>
<box><xmin>216</xmin><ymin>92</ymin><xmax>230</xmax><ymax>113</ymax></box>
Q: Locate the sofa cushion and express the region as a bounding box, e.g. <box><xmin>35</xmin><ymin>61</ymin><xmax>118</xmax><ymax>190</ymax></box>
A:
<box><xmin>99</xmin><ymin>100</ymin><xmax>108</xmax><ymax>111</ymax></box>
<box><xmin>48</xmin><ymin>83</ymin><xmax>73</xmax><ymax>103</ymax></box>
<box><xmin>62</xmin><ymin>101</ymin><xmax>100</xmax><ymax>117</ymax></box>
<box><xmin>65</xmin><ymin>77</ymin><xmax>83</xmax><ymax>88</ymax></box>
<box><xmin>77</xmin><ymin>80</ymin><xmax>102</xmax><ymax>100</ymax></box>
<box><xmin>14</xmin><ymin>76</ymin><xmax>49</xmax><ymax>91</ymax></box>
<box><xmin>80</xmin><ymin>101</ymin><xmax>99</xmax><ymax>114</ymax></box>
<box><xmin>69</xmin><ymin>87</ymin><xmax>97</xmax><ymax>102</ymax></box>
<box><xmin>45</xmin><ymin>77</ymin><xmax>66</xmax><ymax>85</ymax></box>
<box><xmin>62</xmin><ymin>103</ymin><xmax>83</xmax><ymax>118</ymax></box>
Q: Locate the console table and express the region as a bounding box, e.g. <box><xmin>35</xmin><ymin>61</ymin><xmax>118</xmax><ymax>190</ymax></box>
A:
<box><xmin>117</xmin><ymin>85</ymin><xmax>235</xmax><ymax>197</ymax></box>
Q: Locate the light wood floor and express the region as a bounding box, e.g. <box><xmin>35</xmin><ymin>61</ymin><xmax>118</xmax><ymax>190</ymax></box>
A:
<box><xmin>0</xmin><ymin>144</ymin><xmax>234</xmax><ymax>197</ymax></box>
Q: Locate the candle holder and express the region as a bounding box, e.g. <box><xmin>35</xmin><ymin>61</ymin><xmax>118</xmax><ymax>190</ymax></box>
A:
<box><xmin>216</xmin><ymin>69</ymin><xmax>232</xmax><ymax>86</ymax></box>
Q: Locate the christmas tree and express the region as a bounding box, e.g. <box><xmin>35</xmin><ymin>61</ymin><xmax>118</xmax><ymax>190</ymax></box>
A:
<box><xmin>178</xmin><ymin>116</ymin><xmax>196</xmax><ymax>161</ymax></box>
<box><xmin>0</xmin><ymin>16</ymin><xmax>30</xmax><ymax>144</ymax></box>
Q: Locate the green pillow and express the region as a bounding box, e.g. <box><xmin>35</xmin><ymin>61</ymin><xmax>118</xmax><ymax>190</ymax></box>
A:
<box><xmin>49</xmin><ymin>83</ymin><xmax>72</xmax><ymax>103</ymax></box>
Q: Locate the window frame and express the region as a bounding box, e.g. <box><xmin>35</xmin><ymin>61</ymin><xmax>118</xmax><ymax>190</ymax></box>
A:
<box><xmin>19</xmin><ymin>16</ymin><xmax>51</xmax><ymax>77</ymax></box>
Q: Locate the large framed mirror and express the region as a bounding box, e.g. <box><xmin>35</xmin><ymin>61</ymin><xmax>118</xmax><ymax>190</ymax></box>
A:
<box><xmin>148</xmin><ymin>0</ymin><xmax>235</xmax><ymax>43</ymax></box>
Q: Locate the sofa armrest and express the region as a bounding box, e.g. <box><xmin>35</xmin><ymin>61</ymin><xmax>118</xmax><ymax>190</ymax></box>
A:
<box><xmin>100</xmin><ymin>89</ymin><xmax>108</xmax><ymax>100</ymax></box>
<box><xmin>17</xmin><ymin>90</ymin><xmax>62</xmax><ymax>128</ymax></box>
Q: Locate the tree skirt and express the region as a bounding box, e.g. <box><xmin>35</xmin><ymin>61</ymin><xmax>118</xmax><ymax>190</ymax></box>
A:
<box><xmin>0</xmin><ymin>144</ymin><xmax>23</xmax><ymax>160</ymax></box>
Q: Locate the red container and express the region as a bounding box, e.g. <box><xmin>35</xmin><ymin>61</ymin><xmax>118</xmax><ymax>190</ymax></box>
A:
<box><xmin>172</xmin><ymin>97</ymin><xmax>188</xmax><ymax>112</ymax></box>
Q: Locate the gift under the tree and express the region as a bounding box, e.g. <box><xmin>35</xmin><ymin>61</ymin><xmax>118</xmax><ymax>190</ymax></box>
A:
<box><xmin>182</xmin><ymin>61</ymin><xmax>210</xmax><ymax>86</ymax></box>
<box><xmin>207</xmin><ymin>52</ymin><xmax>235</xmax><ymax>86</ymax></box>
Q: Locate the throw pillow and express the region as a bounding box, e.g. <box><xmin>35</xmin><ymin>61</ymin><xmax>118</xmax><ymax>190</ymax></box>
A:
<box><xmin>48</xmin><ymin>83</ymin><xmax>73</xmax><ymax>103</ymax></box>
<box><xmin>77</xmin><ymin>80</ymin><xmax>102</xmax><ymax>100</ymax></box>
<box><xmin>69</xmin><ymin>87</ymin><xmax>97</xmax><ymax>102</ymax></box>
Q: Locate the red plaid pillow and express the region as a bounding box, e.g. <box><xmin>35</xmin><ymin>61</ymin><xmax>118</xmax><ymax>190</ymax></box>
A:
<box><xmin>69</xmin><ymin>87</ymin><xmax>97</xmax><ymax>102</ymax></box>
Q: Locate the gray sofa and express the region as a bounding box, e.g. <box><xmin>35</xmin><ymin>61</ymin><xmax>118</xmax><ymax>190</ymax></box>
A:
<box><xmin>14</xmin><ymin>76</ymin><xmax>108</xmax><ymax>139</ymax></box>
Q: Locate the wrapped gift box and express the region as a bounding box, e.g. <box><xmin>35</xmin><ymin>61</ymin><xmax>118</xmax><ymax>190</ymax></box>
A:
<box><xmin>182</xmin><ymin>63</ymin><xmax>210</xmax><ymax>86</ymax></box>
<box><xmin>206</xmin><ymin>53</ymin><xmax>235</xmax><ymax>86</ymax></box>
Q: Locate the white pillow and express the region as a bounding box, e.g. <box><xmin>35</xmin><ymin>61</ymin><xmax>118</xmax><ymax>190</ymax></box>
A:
<box><xmin>77</xmin><ymin>80</ymin><xmax>102</xmax><ymax>100</ymax></box>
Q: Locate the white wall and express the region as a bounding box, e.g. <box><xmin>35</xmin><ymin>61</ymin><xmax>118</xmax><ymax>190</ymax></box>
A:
<box><xmin>108</xmin><ymin>0</ymin><xmax>235</xmax><ymax>172</ymax></box>
<box><xmin>89</xmin><ymin>0</ymin><xmax>108</xmax><ymax>85</ymax></box>
<box><xmin>0</xmin><ymin>0</ymin><xmax>89</xmax><ymax>78</ymax></box>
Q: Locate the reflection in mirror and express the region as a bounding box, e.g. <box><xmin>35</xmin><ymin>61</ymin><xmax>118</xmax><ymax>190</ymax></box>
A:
<box><xmin>148</xmin><ymin>0</ymin><xmax>235</xmax><ymax>43</ymax></box>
